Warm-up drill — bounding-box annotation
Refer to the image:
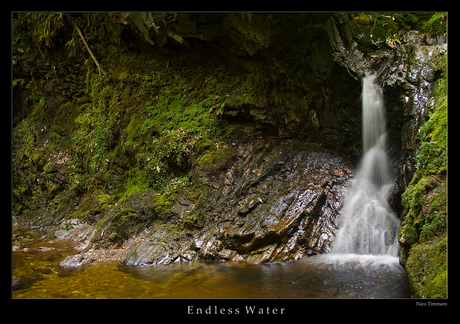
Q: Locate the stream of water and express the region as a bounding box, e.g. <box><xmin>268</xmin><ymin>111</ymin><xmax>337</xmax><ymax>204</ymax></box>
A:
<box><xmin>333</xmin><ymin>73</ymin><xmax>400</xmax><ymax>256</ymax></box>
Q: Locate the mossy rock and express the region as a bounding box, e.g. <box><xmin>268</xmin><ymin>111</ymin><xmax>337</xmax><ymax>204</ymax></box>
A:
<box><xmin>193</xmin><ymin>137</ymin><xmax>214</xmax><ymax>155</ymax></box>
<box><xmin>182</xmin><ymin>215</ymin><xmax>200</xmax><ymax>230</ymax></box>
<box><xmin>51</xmin><ymin>102</ymin><xmax>73</xmax><ymax>136</ymax></box>
<box><xmin>197</xmin><ymin>147</ymin><xmax>233</xmax><ymax>168</ymax></box>
<box><xmin>152</xmin><ymin>192</ymin><xmax>176</xmax><ymax>216</ymax></box>
<box><xmin>398</xmin><ymin>221</ymin><xmax>418</xmax><ymax>247</ymax></box>
<box><xmin>398</xmin><ymin>51</ymin><xmax>447</xmax><ymax>298</ymax></box>
<box><xmin>405</xmin><ymin>236</ymin><xmax>447</xmax><ymax>298</ymax></box>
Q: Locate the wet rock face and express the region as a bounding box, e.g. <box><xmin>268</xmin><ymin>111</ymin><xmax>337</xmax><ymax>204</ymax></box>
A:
<box><xmin>375</xmin><ymin>32</ymin><xmax>447</xmax><ymax>215</ymax></box>
<box><xmin>123</xmin><ymin>139</ymin><xmax>353</xmax><ymax>265</ymax></box>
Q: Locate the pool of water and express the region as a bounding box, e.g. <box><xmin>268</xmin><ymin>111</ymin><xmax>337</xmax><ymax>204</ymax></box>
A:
<box><xmin>12</xmin><ymin>227</ymin><xmax>411</xmax><ymax>298</ymax></box>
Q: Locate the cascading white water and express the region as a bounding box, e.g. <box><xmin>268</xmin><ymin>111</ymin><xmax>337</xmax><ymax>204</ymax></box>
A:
<box><xmin>333</xmin><ymin>73</ymin><xmax>400</xmax><ymax>256</ymax></box>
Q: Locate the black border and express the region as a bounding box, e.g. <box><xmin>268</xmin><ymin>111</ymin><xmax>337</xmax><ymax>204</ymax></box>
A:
<box><xmin>10</xmin><ymin>9</ymin><xmax>451</xmax><ymax>315</ymax></box>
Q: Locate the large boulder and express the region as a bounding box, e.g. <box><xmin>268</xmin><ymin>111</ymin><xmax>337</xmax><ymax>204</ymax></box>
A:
<box><xmin>123</xmin><ymin>139</ymin><xmax>353</xmax><ymax>265</ymax></box>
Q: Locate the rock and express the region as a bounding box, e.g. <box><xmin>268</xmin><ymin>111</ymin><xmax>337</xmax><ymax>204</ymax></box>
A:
<box><xmin>54</xmin><ymin>221</ymin><xmax>95</xmax><ymax>253</ymax></box>
<box><xmin>122</xmin><ymin>225</ymin><xmax>189</xmax><ymax>266</ymax></box>
<box><xmin>109</xmin><ymin>13</ymin><xmax>335</xmax><ymax>57</ymax></box>
<box><xmin>59</xmin><ymin>254</ymin><xmax>92</xmax><ymax>268</ymax></box>
<box><xmin>379</xmin><ymin>37</ymin><xmax>447</xmax><ymax>210</ymax></box>
<box><xmin>53</xmin><ymin>230</ymin><xmax>68</xmax><ymax>239</ymax></box>
<box><xmin>217</xmin><ymin>249</ymin><xmax>237</xmax><ymax>261</ymax></box>
<box><xmin>123</xmin><ymin>140</ymin><xmax>352</xmax><ymax>265</ymax></box>
<box><xmin>54</xmin><ymin>219</ymin><xmax>86</xmax><ymax>239</ymax></box>
<box><xmin>214</xmin><ymin>142</ymin><xmax>350</xmax><ymax>261</ymax></box>
<box><xmin>12</xmin><ymin>244</ymin><xmax>22</xmax><ymax>252</ymax></box>
<box><xmin>325</xmin><ymin>14</ymin><xmax>360</xmax><ymax>79</ymax></box>
<box><xmin>171</xmin><ymin>198</ymin><xmax>195</xmax><ymax>218</ymax></box>
<box><xmin>12</xmin><ymin>276</ymin><xmax>36</xmax><ymax>290</ymax></box>
<box><xmin>37</xmin><ymin>246</ymin><xmax>55</xmax><ymax>252</ymax></box>
<box><xmin>59</xmin><ymin>247</ymin><xmax>127</xmax><ymax>268</ymax></box>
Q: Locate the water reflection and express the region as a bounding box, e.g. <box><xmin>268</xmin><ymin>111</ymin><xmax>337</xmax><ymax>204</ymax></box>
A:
<box><xmin>119</xmin><ymin>254</ymin><xmax>410</xmax><ymax>298</ymax></box>
<box><xmin>13</xmin><ymin>227</ymin><xmax>410</xmax><ymax>298</ymax></box>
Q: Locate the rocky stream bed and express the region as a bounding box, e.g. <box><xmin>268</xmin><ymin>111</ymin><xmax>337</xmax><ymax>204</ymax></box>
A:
<box><xmin>13</xmin><ymin>223</ymin><xmax>410</xmax><ymax>298</ymax></box>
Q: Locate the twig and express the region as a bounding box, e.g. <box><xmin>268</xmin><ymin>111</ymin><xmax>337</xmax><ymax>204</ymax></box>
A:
<box><xmin>71</xmin><ymin>17</ymin><xmax>106</xmax><ymax>77</ymax></box>
<box><xmin>369</xmin><ymin>18</ymin><xmax>377</xmax><ymax>37</ymax></box>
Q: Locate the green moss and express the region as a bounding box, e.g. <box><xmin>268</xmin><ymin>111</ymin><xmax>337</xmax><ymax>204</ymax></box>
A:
<box><xmin>117</xmin><ymin>169</ymin><xmax>150</xmax><ymax>205</ymax></box>
<box><xmin>425</xmin><ymin>237</ymin><xmax>447</xmax><ymax>298</ymax></box>
<box><xmin>97</xmin><ymin>192</ymin><xmax>115</xmax><ymax>211</ymax></box>
<box><xmin>427</xmin><ymin>98</ymin><xmax>447</xmax><ymax>146</ymax></box>
<box><xmin>399</xmin><ymin>51</ymin><xmax>447</xmax><ymax>298</ymax></box>
<box><xmin>414</xmin><ymin>60</ymin><xmax>447</xmax><ymax>179</ymax></box>
<box><xmin>405</xmin><ymin>236</ymin><xmax>447</xmax><ymax>298</ymax></box>
<box><xmin>123</xmin><ymin>115</ymin><xmax>143</xmax><ymax>147</ymax></box>
<box><xmin>182</xmin><ymin>214</ymin><xmax>200</xmax><ymax>230</ymax></box>
<box><xmin>420</xmin><ymin>182</ymin><xmax>447</xmax><ymax>240</ymax></box>
<box><xmin>198</xmin><ymin>147</ymin><xmax>232</xmax><ymax>167</ymax></box>
<box><xmin>96</xmin><ymin>217</ymin><xmax>109</xmax><ymax>231</ymax></box>
<box><xmin>194</xmin><ymin>137</ymin><xmax>214</xmax><ymax>154</ymax></box>
<box><xmin>52</xmin><ymin>102</ymin><xmax>73</xmax><ymax>136</ymax></box>
<box><xmin>421</xmin><ymin>13</ymin><xmax>447</xmax><ymax>35</ymax></box>
<box><xmin>68</xmin><ymin>193</ymin><xmax>101</xmax><ymax>221</ymax></box>
<box><xmin>109</xmin><ymin>51</ymin><xmax>246</xmax><ymax>196</ymax></box>
<box><xmin>153</xmin><ymin>191</ymin><xmax>175</xmax><ymax>215</ymax></box>
<box><xmin>144</xmin><ymin>82</ymin><xmax>214</xmax><ymax>134</ymax></box>
<box><xmin>402</xmin><ymin>175</ymin><xmax>435</xmax><ymax>215</ymax></box>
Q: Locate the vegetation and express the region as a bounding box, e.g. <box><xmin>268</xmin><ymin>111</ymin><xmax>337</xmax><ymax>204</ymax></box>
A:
<box><xmin>348</xmin><ymin>12</ymin><xmax>447</xmax><ymax>56</ymax></box>
<box><xmin>398</xmin><ymin>49</ymin><xmax>447</xmax><ymax>298</ymax></box>
<box><xmin>12</xmin><ymin>12</ymin><xmax>257</xmax><ymax>229</ymax></box>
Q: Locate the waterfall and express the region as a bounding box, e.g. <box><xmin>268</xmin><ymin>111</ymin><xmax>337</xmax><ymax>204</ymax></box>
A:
<box><xmin>333</xmin><ymin>73</ymin><xmax>400</xmax><ymax>256</ymax></box>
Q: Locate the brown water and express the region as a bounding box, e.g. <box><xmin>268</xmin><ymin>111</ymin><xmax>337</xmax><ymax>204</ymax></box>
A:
<box><xmin>12</xmin><ymin>227</ymin><xmax>411</xmax><ymax>298</ymax></box>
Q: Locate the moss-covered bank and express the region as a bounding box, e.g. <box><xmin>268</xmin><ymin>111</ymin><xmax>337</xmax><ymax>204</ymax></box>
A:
<box><xmin>398</xmin><ymin>54</ymin><xmax>447</xmax><ymax>298</ymax></box>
